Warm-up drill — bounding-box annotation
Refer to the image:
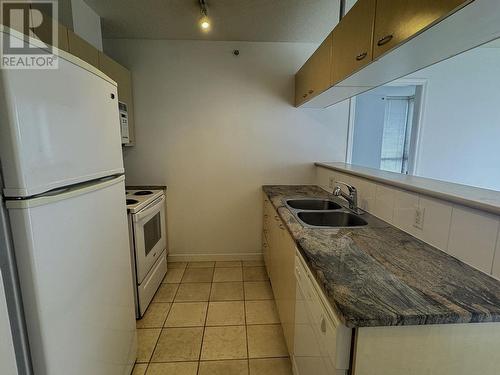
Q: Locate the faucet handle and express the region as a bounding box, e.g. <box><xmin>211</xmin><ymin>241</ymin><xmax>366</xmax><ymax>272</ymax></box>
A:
<box><xmin>335</xmin><ymin>181</ymin><xmax>356</xmax><ymax>193</ymax></box>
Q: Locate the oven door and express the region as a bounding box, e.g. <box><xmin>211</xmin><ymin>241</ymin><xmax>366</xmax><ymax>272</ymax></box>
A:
<box><xmin>133</xmin><ymin>195</ymin><xmax>166</xmax><ymax>283</ymax></box>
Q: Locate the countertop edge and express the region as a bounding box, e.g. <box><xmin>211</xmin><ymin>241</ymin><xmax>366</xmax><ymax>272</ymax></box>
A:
<box><xmin>315</xmin><ymin>162</ymin><xmax>500</xmax><ymax>216</ymax></box>
<box><xmin>262</xmin><ymin>185</ymin><xmax>500</xmax><ymax>328</ymax></box>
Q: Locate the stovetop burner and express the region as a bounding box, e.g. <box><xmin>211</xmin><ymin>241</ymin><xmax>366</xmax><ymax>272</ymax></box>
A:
<box><xmin>134</xmin><ymin>190</ymin><xmax>153</xmax><ymax>196</ymax></box>
<box><xmin>126</xmin><ymin>199</ymin><xmax>139</xmax><ymax>205</ymax></box>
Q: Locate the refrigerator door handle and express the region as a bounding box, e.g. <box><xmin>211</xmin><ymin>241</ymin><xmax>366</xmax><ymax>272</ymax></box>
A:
<box><xmin>5</xmin><ymin>175</ymin><xmax>125</xmax><ymax>210</ymax></box>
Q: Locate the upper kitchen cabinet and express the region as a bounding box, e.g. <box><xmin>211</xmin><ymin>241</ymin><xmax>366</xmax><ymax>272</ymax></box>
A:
<box><xmin>295</xmin><ymin>32</ymin><xmax>333</xmax><ymax>106</ymax></box>
<box><xmin>373</xmin><ymin>0</ymin><xmax>471</xmax><ymax>59</ymax></box>
<box><xmin>331</xmin><ymin>0</ymin><xmax>376</xmax><ymax>84</ymax></box>
<box><xmin>98</xmin><ymin>52</ymin><xmax>136</xmax><ymax>146</ymax></box>
<box><xmin>31</xmin><ymin>18</ymin><xmax>69</xmax><ymax>52</ymax></box>
<box><xmin>27</xmin><ymin>3</ymin><xmax>69</xmax><ymax>52</ymax></box>
<box><xmin>56</xmin><ymin>23</ymin><xmax>69</xmax><ymax>52</ymax></box>
<box><xmin>298</xmin><ymin>0</ymin><xmax>488</xmax><ymax>108</ymax></box>
<box><xmin>67</xmin><ymin>30</ymin><xmax>99</xmax><ymax>68</ymax></box>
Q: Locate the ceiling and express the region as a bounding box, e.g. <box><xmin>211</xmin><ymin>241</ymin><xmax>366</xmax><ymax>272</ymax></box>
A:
<box><xmin>84</xmin><ymin>0</ymin><xmax>340</xmax><ymax>42</ymax></box>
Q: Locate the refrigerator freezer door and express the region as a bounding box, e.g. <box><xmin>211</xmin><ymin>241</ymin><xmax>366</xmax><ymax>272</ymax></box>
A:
<box><xmin>0</xmin><ymin>31</ymin><xmax>124</xmax><ymax>197</ymax></box>
<box><xmin>6</xmin><ymin>175</ymin><xmax>136</xmax><ymax>375</ymax></box>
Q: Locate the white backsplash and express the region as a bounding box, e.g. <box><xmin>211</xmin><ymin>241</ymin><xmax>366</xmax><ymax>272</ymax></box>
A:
<box><xmin>316</xmin><ymin>166</ymin><xmax>500</xmax><ymax>278</ymax></box>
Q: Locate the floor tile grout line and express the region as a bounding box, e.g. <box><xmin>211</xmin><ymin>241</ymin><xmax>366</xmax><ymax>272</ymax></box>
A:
<box><xmin>244</xmin><ymin>281</ymin><xmax>251</xmax><ymax>374</ymax></box>
<box><xmin>196</xmin><ymin>280</ymin><xmax>213</xmax><ymax>374</ymax></box>
<box><xmin>142</xmin><ymin>269</ymin><xmax>183</xmax><ymax>367</ymax></box>
<box><xmin>138</xmin><ymin>264</ymin><xmax>279</xmax><ymax>374</ymax></box>
<box><xmin>145</xmin><ymin>355</ymin><xmax>288</xmax><ymax>365</ymax></box>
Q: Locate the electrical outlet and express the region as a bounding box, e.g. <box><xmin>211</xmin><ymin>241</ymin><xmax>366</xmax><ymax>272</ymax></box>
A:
<box><xmin>413</xmin><ymin>206</ymin><xmax>425</xmax><ymax>230</ymax></box>
<box><xmin>329</xmin><ymin>177</ymin><xmax>335</xmax><ymax>189</ymax></box>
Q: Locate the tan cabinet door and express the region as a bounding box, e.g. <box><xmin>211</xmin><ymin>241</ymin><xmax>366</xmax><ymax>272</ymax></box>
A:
<box><xmin>67</xmin><ymin>30</ymin><xmax>99</xmax><ymax>67</ymax></box>
<box><xmin>27</xmin><ymin>4</ymin><xmax>69</xmax><ymax>52</ymax></box>
<box><xmin>263</xmin><ymin>199</ymin><xmax>296</xmax><ymax>356</ymax></box>
<box><xmin>98</xmin><ymin>52</ymin><xmax>135</xmax><ymax>145</ymax></box>
<box><xmin>56</xmin><ymin>24</ymin><xmax>69</xmax><ymax>52</ymax></box>
<box><xmin>373</xmin><ymin>0</ymin><xmax>470</xmax><ymax>59</ymax></box>
<box><xmin>295</xmin><ymin>32</ymin><xmax>333</xmax><ymax>106</ymax></box>
<box><xmin>307</xmin><ymin>32</ymin><xmax>333</xmax><ymax>100</ymax></box>
<box><xmin>269</xmin><ymin>212</ymin><xmax>282</xmax><ymax>297</ymax></box>
<box><xmin>31</xmin><ymin>20</ymin><xmax>69</xmax><ymax>52</ymax></box>
<box><xmin>278</xmin><ymin>228</ymin><xmax>296</xmax><ymax>355</ymax></box>
<box><xmin>331</xmin><ymin>0</ymin><xmax>376</xmax><ymax>85</ymax></box>
<box><xmin>262</xmin><ymin>195</ymin><xmax>273</xmax><ymax>277</ymax></box>
<box><xmin>294</xmin><ymin>65</ymin><xmax>308</xmax><ymax>107</ymax></box>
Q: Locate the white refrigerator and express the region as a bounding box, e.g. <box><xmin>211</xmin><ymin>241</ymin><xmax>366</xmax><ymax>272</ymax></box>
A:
<box><xmin>0</xmin><ymin>30</ymin><xmax>137</xmax><ymax>375</ymax></box>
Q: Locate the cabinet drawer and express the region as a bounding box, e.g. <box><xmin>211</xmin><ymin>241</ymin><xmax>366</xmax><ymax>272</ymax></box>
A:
<box><xmin>373</xmin><ymin>0</ymin><xmax>471</xmax><ymax>59</ymax></box>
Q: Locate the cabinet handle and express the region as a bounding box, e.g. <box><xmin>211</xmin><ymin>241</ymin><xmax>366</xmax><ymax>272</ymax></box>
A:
<box><xmin>377</xmin><ymin>34</ymin><xmax>393</xmax><ymax>46</ymax></box>
<box><xmin>302</xmin><ymin>93</ymin><xmax>308</xmax><ymax>98</ymax></box>
<box><xmin>279</xmin><ymin>224</ymin><xmax>285</xmax><ymax>230</ymax></box>
<box><xmin>356</xmin><ymin>52</ymin><xmax>367</xmax><ymax>61</ymax></box>
<box><xmin>308</xmin><ymin>89</ymin><xmax>314</xmax><ymax>94</ymax></box>
<box><xmin>320</xmin><ymin>317</ymin><xmax>327</xmax><ymax>333</ymax></box>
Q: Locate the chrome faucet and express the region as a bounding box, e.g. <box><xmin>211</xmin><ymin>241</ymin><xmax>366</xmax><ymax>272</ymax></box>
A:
<box><xmin>333</xmin><ymin>181</ymin><xmax>363</xmax><ymax>214</ymax></box>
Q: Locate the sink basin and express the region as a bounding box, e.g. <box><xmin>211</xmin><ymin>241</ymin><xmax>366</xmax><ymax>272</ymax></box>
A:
<box><xmin>297</xmin><ymin>211</ymin><xmax>368</xmax><ymax>228</ymax></box>
<box><xmin>286</xmin><ymin>199</ymin><xmax>342</xmax><ymax>210</ymax></box>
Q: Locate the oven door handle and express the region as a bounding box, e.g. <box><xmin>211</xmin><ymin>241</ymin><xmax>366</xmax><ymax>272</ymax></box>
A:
<box><xmin>133</xmin><ymin>195</ymin><xmax>165</xmax><ymax>222</ymax></box>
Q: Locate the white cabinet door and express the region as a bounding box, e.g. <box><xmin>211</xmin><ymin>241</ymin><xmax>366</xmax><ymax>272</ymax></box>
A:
<box><xmin>293</xmin><ymin>253</ymin><xmax>352</xmax><ymax>375</ymax></box>
<box><xmin>0</xmin><ymin>30</ymin><xmax>124</xmax><ymax>197</ymax></box>
<box><xmin>293</xmin><ymin>263</ymin><xmax>333</xmax><ymax>375</ymax></box>
<box><xmin>0</xmin><ymin>270</ymin><xmax>18</xmax><ymax>375</ymax></box>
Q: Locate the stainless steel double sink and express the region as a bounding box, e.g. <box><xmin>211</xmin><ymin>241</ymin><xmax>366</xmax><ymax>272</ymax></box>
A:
<box><xmin>285</xmin><ymin>198</ymin><xmax>368</xmax><ymax>228</ymax></box>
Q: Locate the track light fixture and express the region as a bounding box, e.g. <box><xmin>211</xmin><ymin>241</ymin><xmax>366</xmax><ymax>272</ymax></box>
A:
<box><xmin>199</xmin><ymin>0</ymin><xmax>211</xmax><ymax>31</ymax></box>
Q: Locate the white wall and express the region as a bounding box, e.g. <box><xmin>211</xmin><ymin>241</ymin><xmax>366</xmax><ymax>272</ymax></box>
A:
<box><xmin>71</xmin><ymin>0</ymin><xmax>102</xmax><ymax>50</ymax></box>
<box><xmin>407</xmin><ymin>47</ymin><xmax>500</xmax><ymax>191</ymax></box>
<box><xmin>104</xmin><ymin>40</ymin><xmax>349</xmax><ymax>258</ymax></box>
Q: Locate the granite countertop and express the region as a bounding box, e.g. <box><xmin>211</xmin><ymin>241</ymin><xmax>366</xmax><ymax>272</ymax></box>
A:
<box><xmin>263</xmin><ymin>185</ymin><xmax>500</xmax><ymax>328</ymax></box>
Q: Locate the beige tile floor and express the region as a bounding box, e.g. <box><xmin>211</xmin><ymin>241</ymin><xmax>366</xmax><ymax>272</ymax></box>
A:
<box><xmin>133</xmin><ymin>260</ymin><xmax>293</xmax><ymax>375</ymax></box>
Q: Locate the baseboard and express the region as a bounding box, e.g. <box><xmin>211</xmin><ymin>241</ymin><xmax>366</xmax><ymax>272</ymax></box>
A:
<box><xmin>167</xmin><ymin>252</ymin><xmax>263</xmax><ymax>262</ymax></box>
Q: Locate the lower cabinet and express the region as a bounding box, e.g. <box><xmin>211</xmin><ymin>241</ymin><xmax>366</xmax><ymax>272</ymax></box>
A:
<box><xmin>294</xmin><ymin>251</ymin><xmax>352</xmax><ymax>375</ymax></box>
<box><xmin>263</xmin><ymin>194</ymin><xmax>500</xmax><ymax>375</ymax></box>
<box><xmin>262</xmin><ymin>194</ymin><xmax>296</xmax><ymax>354</ymax></box>
<box><xmin>262</xmin><ymin>193</ymin><xmax>351</xmax><ymax>373</ymax></box>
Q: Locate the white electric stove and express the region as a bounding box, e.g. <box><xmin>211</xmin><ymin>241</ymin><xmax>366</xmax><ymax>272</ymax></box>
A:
<box><xmin>126</xmin><ymin>189</ymin><xmax>167</xmax><ymax>318</ymax></box>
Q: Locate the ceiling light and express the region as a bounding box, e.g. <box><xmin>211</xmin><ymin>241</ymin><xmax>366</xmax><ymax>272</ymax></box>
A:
<box><xmin>199</xmin><ymin>0</ymin><xmax>211</xmax><ymax>32</ymax></box>
<box><xmin>200</xmin><ymin>15</ymin><xmax>210</xmax><ymax>30</ymax></box>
